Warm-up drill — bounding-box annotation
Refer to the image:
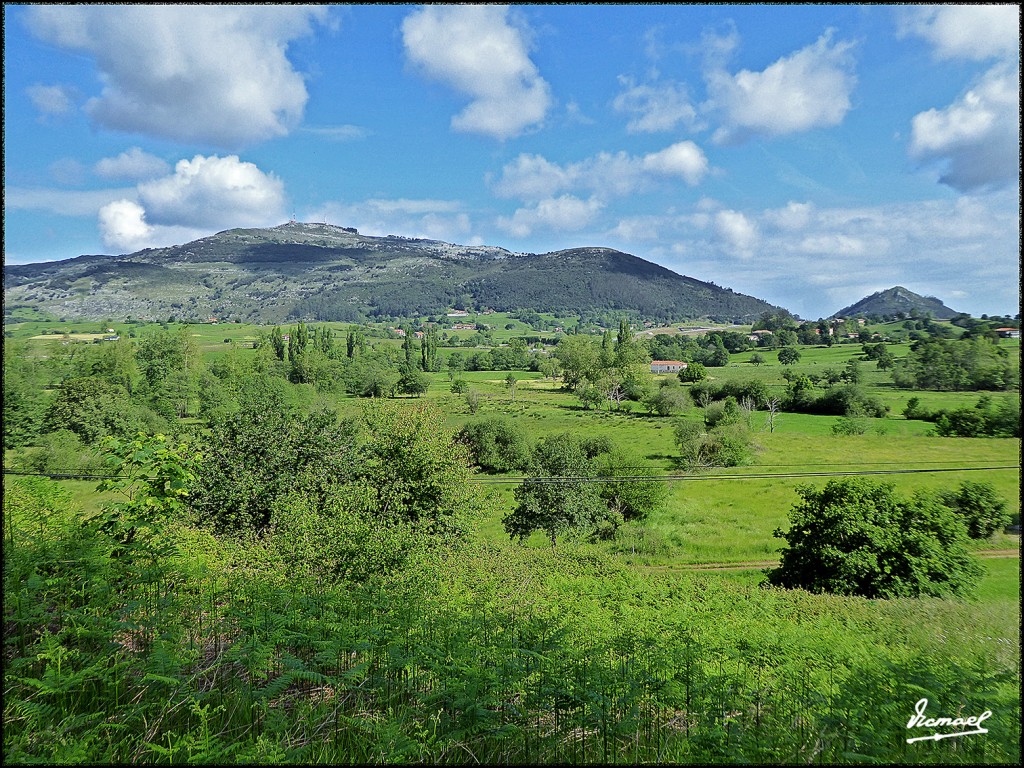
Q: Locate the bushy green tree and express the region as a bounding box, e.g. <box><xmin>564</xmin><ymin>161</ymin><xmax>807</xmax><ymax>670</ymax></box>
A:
<box><xmin>504</xmin><ymin>433</ymin><xmax>606</xmax><ymax>547</ymax></box>
<box><xmin>458</xmin><ymin>415</ymin><xmax>532</xmax><ymax>473</ymax></box>
<box><xmin>678</xmin><ymin>362</ymin><xmax>707</xmax><ymax>383</ymax></box>
<box><xmin>191</xmin><ymin>385</ymin><xmax>357</xmax><ymax>533</ymax></box>
<box><xmin>595</xmin><ymin>450</ymin><xmax>667</xmax><ymax>524</ymax></box>
<box><xmin>672</xmin><ymin>418</ymin><xmax>753</xmax><ymax>470</ymax></box>
<box><xmin>554</xmin><ymin>334</ymin><xmax>600</xmax><ymax>390</ymax></box>
<box><xmin>346</xmin><ymin>400</ymin><xmax>473</xmax><ymax>540</ymax></box>
<box><xmin>767</xmin><ymin>479</ymin><xmax>982</xmax><ymax>598</ymax></box>
<box><xmin>892</xmin><ymin>337</ymin><xmax>1018</xmax><ymax>391</ymax></box>
<box><xmin>398</xmin><ymin>370</ymin><xmax>431</xmax><ymax>397</ymax></box>
<box><xmin>938</xmin><ymin>481</ymin><xmax>1010</xmax><ymax>539</ymax></box>
<box><xmin>777</xmin><ymin>347</ymin><xmax>801</xmax><ymax>365</ymax></box>
<box><xmin>42</xmin><ymin>377</ymin><xmax>148</xmax><ymax>444</ymax></box>
<box><xmin>644</xmin><ymin>379</ymin><xmax>690</xmax><ymax>416</ymax></box>
<box><xmin>343</xmin><ymin>353</ymin><xmax>401</xmax><ymax>398</ymax></box>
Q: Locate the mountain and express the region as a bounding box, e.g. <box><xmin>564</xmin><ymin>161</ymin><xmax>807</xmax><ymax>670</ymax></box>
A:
<box><xmin>4</xmin><ymin>222</ymin><xmax>781</xmax><ymax>324</ymax></box>
<box><xmin>833</xmin><ymin>286</ymin><xmax>959</xmax><ymax>320</ymax></box>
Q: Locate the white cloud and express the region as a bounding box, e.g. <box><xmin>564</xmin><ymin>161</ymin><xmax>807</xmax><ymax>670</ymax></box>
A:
<box><xmin>306</xmin><ymin>198</ymin><xmax>473</xmax><ymax>242</ymax></box>
<box><xmin>26</xmin><ymin>83</ymin><xmax>75</xmax><ymax>118</ymax></box>
<box><xmin>97</xmin><ymin>200</ymin><xmax>154</xmax><ymax>253</ymax></box>
<box><xmin>491</xmin><ymin>142</ymin><xmax>709</xmax><ymax>201</ymax></box>
<box><xmin>94</xmin><ymin>148</ymin><xmax>170</xmax><ymax>182</ymax></box>
<box><xmin>613</xmin><ymin>76</ymin><xmax>700</xmax><ymax>133</ymax></box>
<box><xmin>899</xmin><ymin>5</ymin><xmax>1020</xmax><ymax>192</ymax></box>
<box><xmin>4</xmin><ymin>186</ymin><xmax>138</xmax><ymax>216</ymax></box>
<box><xmin>136</xmin><ymin>155</ymin><xmax>285</xmax><ymax>230</ymax></box>
<box><xmin>763</xmin><ymin>201</ymin><xmax>814</xmax><ymax>231</ymax></box>
<box><xmin>25</xmin><ymin>5</ymin><xmax>327</xmax><ymax>147</ymax></box>
<box><xmin>497</xmin><ymin>195</ymin><xmax>604</xmax><ymax>238</ymax></box>
<box><xmin>604</xmin><ymin>193</ymin><xmax>1018</xmax><ymax>318</ymax></box>
<box><xmin>909</xmin><ymin>64</ymin><xmax>1020</xmax><ymax>192</ymax></box>
<box><xmin>707</xmin><ymin>30</ymin><xmax>857</xmax><ymax>143</ymax></box>
<box><xmin>897</xmin><ymin>5</ymin><xmax>1020</xmax><ymax>62</ymax></box>
<box><xmin>641</xmin><ymin>142</ymin><xmax>709</xmax><ymax>186</ymax></box>
<box><xmin>401</xmin><ymin>5</ymin><xmax>551</xmax><ymax>140</ymax></box>
<box><xmin>713</xmin><ymin>209</ymin><xmax>758</xmax><ymax>256</ymax></box>
<box><xmin>91</xmin><ymin>155</ymin><xmax>285</xmax><ymax>251</ymax></box>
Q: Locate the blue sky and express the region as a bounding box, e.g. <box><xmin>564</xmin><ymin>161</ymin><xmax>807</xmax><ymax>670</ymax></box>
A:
<box><xmin>3</xmin><ymin>4</ymin><xmax>1019</xmax><ymax>319</ymax></box>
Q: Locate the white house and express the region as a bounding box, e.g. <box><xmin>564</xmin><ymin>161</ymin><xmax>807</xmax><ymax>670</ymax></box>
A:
<box><xmin>650</xmin><ymin>360</ymin><xmax>687</xmax><ymax>374</ymax></box>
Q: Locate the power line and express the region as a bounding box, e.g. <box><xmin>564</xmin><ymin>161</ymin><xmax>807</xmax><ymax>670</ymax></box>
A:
<box><xmin>466</xmin><ymin>465</ymin><xmax>1020</xmax><ymax>484</ymax></box>
<box><xmin>5</xmin><ymin>465</ymin><xmax>1019</xmax><ymax>486</ymax></box>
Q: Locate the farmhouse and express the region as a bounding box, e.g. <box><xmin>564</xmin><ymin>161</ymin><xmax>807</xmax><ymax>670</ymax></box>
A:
<box><xmin>651</xmin><ymin>360</ymin><xmax>687</xmax><ymax>374</ymax></box>
<box><xmin>995</xmin><ymin>327</ymin><xmax>1020</xmax><ymax>338</ymax></box>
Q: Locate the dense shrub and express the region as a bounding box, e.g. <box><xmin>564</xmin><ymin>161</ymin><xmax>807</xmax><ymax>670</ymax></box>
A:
<box><xmin>768</xmin><ymin>479</ymin><xmax>982</xmax><ymax>598</ymax></box>
<box><xmin>892</xmin><ymin>337</ymin><xmax>1018</xmax><ymax>391</ymax></box>
<box><xmin>458</xmin><ymin>416</ymin><xmax>533</xmax><ymax>473</ymax></box>
<box><xmin>672</xmin><ymin>419</ymin><xmax>753</xmax><ymax>470</ymax></box>
<box><xmin>938</xmin><ymin>481</ymin><xmax>1011</xmax><ymax>538</ymax></box>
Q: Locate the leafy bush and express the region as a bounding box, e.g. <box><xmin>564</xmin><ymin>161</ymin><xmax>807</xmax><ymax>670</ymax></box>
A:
<box><xmin>677</xmin><ymin>362</ymin><xmax>707</xmax><ymax>382</ymax></box>
<box><xmin>21</xmin><ymin>429</ymin><xmax>108</xmax><ymax>476</ymax></box>
<box><xmin>933</xmin><ymin>395</ymin><xmax>1021</xmax><ymax>437</ymax></box>
<box><xmin>767</xmin><ymin>479</ymin><xmax>982</xmax><ymax>598</ymax></box>
<box><xmin>504</xmin><ymin>433</ymin><xmax>606</xmax><ymax>546</ymax></box>
<box><xmin>938</xmin><ymin>481</ymin><xmax>1011</xmax><ymax>538</ymax></box>
<box><xmin>458</xmin><ymin>416</ymin><xmax>532</xmax><ymax>473</ymax></box>
<box><xmin>644</xmin><ymin>381</ymin><xmax>691</xmax><ymax>416</ymax></box>
<box><xmin>672</xmin><ymin>419</ymin><xmax>753</xmax><ymax>470</ymax></box>
<box><xmin>892</xmin><ymin>336</ymin><xmax>1018</xmax><ymax>391</ymax></box>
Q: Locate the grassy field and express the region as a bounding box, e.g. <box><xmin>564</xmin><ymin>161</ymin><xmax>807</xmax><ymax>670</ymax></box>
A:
<box><xmin>5</xmin><ymin>317</ymin><xmax>1020</xmax><ymax>764</ymax></box>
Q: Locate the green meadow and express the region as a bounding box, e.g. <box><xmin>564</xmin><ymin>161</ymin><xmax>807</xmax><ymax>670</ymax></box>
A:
<box><xmin>3</xmin><ymin>317</ymin><xmax>1020</xmax><ymax>763</ymax></box>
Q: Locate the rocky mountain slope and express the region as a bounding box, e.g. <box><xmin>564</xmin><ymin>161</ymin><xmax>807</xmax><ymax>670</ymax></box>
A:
<box><xmin>4</xmin><ymin>222</ymin><xmax>781</xmax><ymax>323</ymax></box>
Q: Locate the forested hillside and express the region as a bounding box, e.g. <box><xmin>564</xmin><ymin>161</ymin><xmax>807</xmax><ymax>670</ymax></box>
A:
<box><xmin>3</xmin><ymin>222</ymin><xmax>780</xmax><ymax>324</ymax></box>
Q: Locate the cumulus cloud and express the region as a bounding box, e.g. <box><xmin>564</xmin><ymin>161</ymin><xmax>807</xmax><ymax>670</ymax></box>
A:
<box><xmin>94</xmin><ymin>148</ymin><xmax>170</xmax><ymax>182</ymax></box>
<box><xmin>706</xmin><ymin>30</ymin><xmax>857</xmax><ymax>143</ymax></box>
<box><xmin>909</xmin><ymin>65</ymin><xmax>1020</xmax><ymax>191</ymax></box>
<box><xmin>135</xmin><ymin>155</ymin><xmax>285</xmax><ymax>229</ymax></box>
<box><xmin>96</xmin><ymin>154</ymin><xmax>286</xmax><ymax>251</ymax></box>
<box><xmin>401</xmin><ymin>5</ymin><xmax>552</xmax><ymax>139</ymax></box>
<box><xmin>897</xmin><ymin>5</ymin><xmax>1019</xmax><ymax>62</ymax></box>
<box><xmin>97</xmin><ymin>200</ymin><xmax>155</xmax><ymax>253</ymax></box>
<box><xmin>25</xmin><ymin>5</ymin><xmax>327</xmax><ymax>147</ymax></box>
<box><xmin>900</xmin><ymin>7</ymin><xmax>1020</xmax><ymax>193</ymax></box>
<box><xmin>763</xmin><ymin>201</ymin><xmax>814</xmax><ymax>231</ymax></box>
<box><xmin>306</xmin><ymin>198</ymin><xmax>474</xmax><ymax>242</ymax></box>
<box><xmin>713</xmin><ymin>209</ymin><xmax>758</xmax><ymax>256</ymax></box>
<box><xmin>612</xmin><ymin>76</ymin><xmax>700</xmax><ymax>133</ymax></box>
<box><xmin>497</xmin><ymin>195</ymin><xmax>604</xmax><ymax>238</ymax></box>
<box><xmin>603</xmin><ymin>193</ymin><xmax>1017</xmax><ymax>319</ymax></box>
<box><xmin>26</xmin><ymin>83</ymin><xmax>76</xmax><ymax>118</ymax></box>
<box><xmin>491</xmin><ymin>142</ymin><xmax>709</xmax><ymax>201</ymax></box>
<box><xmin>641</xmin><ymin>142</ymin><xmax>709</xmax><ymax>186</ymax></box>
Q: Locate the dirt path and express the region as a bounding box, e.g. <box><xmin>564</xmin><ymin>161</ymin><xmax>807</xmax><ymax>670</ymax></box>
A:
<box><xmin>643</xmin><ymin>548</ymin><xmax>1021</xmax><ymax>572</ymax></box>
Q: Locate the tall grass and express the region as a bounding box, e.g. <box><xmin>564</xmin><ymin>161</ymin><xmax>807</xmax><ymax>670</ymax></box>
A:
<box><xmin>4</xmin><ymin>476</ymin><xmax>1019</xmax><ymax>764</ymax></box>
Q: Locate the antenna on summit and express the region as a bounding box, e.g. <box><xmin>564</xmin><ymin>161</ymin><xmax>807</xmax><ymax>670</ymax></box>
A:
<box><xmin>289</xmin><ymin>211</ymin><xmax>296</xmax><ymax>224</ymax></box>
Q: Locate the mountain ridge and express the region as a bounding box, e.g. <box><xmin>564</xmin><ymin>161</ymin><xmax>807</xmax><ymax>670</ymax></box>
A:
<box><xmin>4</xmin><ymin>222</ymin><xmax>783</xmax><ymax>324</ymax></box>
<box><xmin>833</xmin><ymin>286</ymin><xmax>960</xmax><ymax>320</ymax></box>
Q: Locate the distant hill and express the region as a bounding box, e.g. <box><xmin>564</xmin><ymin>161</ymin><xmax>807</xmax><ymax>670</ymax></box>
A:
<box><xmin>4</xmin><ymin>222</ymin><xmax>781</xmax><ymax>324</ymax></box>
<box><xmin>833</xmin><ymin>286</ymin><xmax>959</xmax><ymax>320</ymax></box>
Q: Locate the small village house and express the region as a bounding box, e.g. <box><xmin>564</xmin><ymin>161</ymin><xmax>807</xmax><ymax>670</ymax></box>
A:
<box><xmin>650</xmin><ymin>360</ymin><xmax>687</xmax><ymax>374</ymax></box>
